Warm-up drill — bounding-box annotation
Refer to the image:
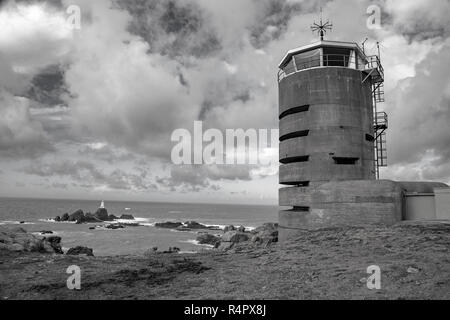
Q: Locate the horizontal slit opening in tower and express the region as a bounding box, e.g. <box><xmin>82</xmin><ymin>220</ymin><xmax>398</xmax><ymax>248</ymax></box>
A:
<box><xmin>333</xmin><ymin>157</ymin><xmax>359</xmax><ymax>165</ymax></box>
<box><xmin>292</xmin><ymin>206</ymin><xmax>310</xmax><ymax>212</ymax></box>
<box><xmin>279</xmin><ymin>105</ymin><xmax>310</xmax><ymax>120</ymax></box>
<box><xmin>279</xmin><ymin>130</ymin><xmax>310</xmax><ymax>142</ymax></box>
<box><xmin>280</xmin><ymin>155</ymin><xmax>310</xmax><ymax>164</ymax></box>
<box><xmin>280</xmin><ymin>181</ymin><xmax>310</xmax><ymax>187</ymax></box>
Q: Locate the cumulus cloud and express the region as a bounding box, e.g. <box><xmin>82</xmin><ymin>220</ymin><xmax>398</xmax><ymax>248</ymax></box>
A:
<box><xmin>78</xmin><ymin>142</ymin><xmax>136</xmax><ymax>164</ymax></box>
<box><xmin>23</xmin><ymin>159</ymin><xmax>158</xmax><ymax>191</ymax></box>
<box><xmin>157</xmin><ymin>164</ymin><xmax>254</xmax><ymax>192</ymax></box>
<box><xmin>0</xmin><ymin>1</ymin><xmax>73</xmax><ymax>159</ymax></box>
<box><xmin>0</xmin><ymin>89</ymin><xmax>54</xmax><ymax>158</ymax></box>
<box><xmin>0</xmin><ymin>0</ymin><xmax>73</xmax><ymax>74</ymax></box>
<box><xmin>157</xmin><ymin>162</ymin><xmax>279</xmax><ymax>192</ymax></box>
<box><xmin>384</xmin><ymin>0</ymin><xmax>450</xmax><ymax>41</ymax></box>
<box><xmin>383</xmin><ymin>42</ymin><xmax>450</xmax><ymax>182</ymax></box>
<box><xmin>64</xmin><ymin>0</ymin><xmax>201</xmax><ymax>159</ymax></box>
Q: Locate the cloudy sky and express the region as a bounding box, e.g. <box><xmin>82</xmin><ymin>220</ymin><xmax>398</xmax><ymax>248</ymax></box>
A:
<box><xmin>0</xmin><ymin>0</ymin><xmax>449</xmax><ymax>204</ymax></box>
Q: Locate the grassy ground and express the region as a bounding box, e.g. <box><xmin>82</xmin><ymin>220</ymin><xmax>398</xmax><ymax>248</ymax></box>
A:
<box><xmin>0</xmin><ymin>221</ymin><xmax>449</xmax><ymax>300</ymax></box>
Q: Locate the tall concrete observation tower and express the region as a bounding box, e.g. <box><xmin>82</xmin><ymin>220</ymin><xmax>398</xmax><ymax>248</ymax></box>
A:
<box><xmin>277</xmin><ymin>21</ymin><xmax>450</xmax><ymax>240</ymax></box>
<box><xmin>276</xmin><ymin>19</ymin><xmax>449</xmax><ymax>241</ymax></box>
<box><xmin>278</xmin><ymin>41</ymin><xmax>381</xmax><ymax>186</ymax></box>
<box><xmin>277</xmin><ymin>21</ymin><xmax>395</xmax><ymax>240</ymax></box>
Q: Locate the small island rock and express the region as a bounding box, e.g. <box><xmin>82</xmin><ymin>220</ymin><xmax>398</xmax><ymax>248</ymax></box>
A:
<box><xmin>66</xmin><ymin>246</ymin><xmax>94</xmax><ymax>256</ymax></box>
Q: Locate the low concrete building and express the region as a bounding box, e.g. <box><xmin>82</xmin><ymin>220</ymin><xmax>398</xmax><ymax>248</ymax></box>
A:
<box><xmin>435</xmin><ymin>188</ymin><xmax>450</xmax><ymax>220</ymax></box>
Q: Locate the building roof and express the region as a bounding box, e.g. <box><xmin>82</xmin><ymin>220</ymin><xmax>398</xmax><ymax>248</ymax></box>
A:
<box><xmin>279</xmin><ymin>40</ymin><xmax>368</xmax><ymax>68</ymax></box>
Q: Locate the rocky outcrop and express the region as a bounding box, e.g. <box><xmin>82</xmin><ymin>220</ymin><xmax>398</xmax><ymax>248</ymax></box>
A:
<box><xmin>222</xmin><ymin>231</ymin><xmax>249</xmax><ymax>243</ymax></box>
<box><xmin>183</xmin><ymin>221</ymin><xmax>210</xmax><ymax>230</ymax></box>
<box><xmin>155</xmin><ymin>222</ymin><xmax>184</xmax><ymax>229</ymax></box>
<box><xmin>250</xmin><ymin>223</ymin><xmax>278</xmax><ymax>245</ymax></box>
<box><xmin>105</xmin><ymin>224</ymin><xmax>125</xmax><ymax>230</ymax></box>
<box><xmin>94</xmin><ymin>208</ymin><xmax>109</xmax><ymax>221</ymax></box>
<box><xmin>217</xmin><ymin>241</ymin><xmax>234</xmax><ymax>251</ymax></box>
<box><xmin>75</xmin><ymin>212</ymin><xmax>102</xmax><ymax>224</ymax></box>
<box><xmin>0</xmin><ymin>227</ymin><xmax>63</xmax><ymax>254</ymax></box>
<box><xmin>214</xmin><ymin>231</ymin><xmax>249</xmax><ymax>252</ymax></box>
<box><xmin>68</xmin><ymin>209</ymin><xmax>84</xmax><ymax>222</ymax></box>
<box><xmin>66</xmin><ymin>246</ymin><xmax>94</xmax><ymax>256</ymax></box>
<box><xmin>54</xmin><ymin>208</ymin><xmax>121</xmax><ymax>224</ymax></box>
<box><xmin>215</xmin><ymin>223</ymin><xmax>278</xmax><ymax>251</ymax></box>
<box><xmin>223</xmin><ymin>225</ymin><xmax>246</xmax><ymax>233</ymax></box>
<box><xmin>196</xmin><ymin>233</ymin><xmax>221</xmax><ymax>246</ymax></box>
<box><xmin>223</xmin><ymin>225</ymin><xmax>236</xmax><ymax>232</ymax></box>
<box><xmin>154</xmin><ymin>221</ymin><xmax>220</xmax><ymax>231</ymax></box>
<box><xmin>45</xmin><ymin>236</ymin><xmax>64</xmax><ymax>254</ymax></box>
<box><xmin>84</xmin><ymin>212</ymin><xmax>102</xmax><ymax>222</ymax></box>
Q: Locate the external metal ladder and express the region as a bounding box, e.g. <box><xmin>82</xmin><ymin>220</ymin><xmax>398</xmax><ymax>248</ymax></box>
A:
<box><xmin>362</xmin><ymin>56</ymin><xmax>388</xmax><ymax>179</ymax></box>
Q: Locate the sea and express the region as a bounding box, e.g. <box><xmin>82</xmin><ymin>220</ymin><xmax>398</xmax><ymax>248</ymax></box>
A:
<box><xmin>0</xmin><ymin>198</ymin><xmax>278</xmax><ymax>256</ymax></box>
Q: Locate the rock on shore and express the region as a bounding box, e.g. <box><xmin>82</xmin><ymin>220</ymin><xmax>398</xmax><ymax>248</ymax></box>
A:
<box><xmin>196</xmin><ymin>233</ymin><xmax>221</xmax><ymax>246</ymax></box>
<box><xmin>66</xmin><ymin>246</ymin><xmax>94</xmax><ymax>256</ymax></box>
<box><xmin>214</xmin><ymin>223</ymin><xmax>278</xmax><ymax>251</ymax></box>
<box><xmin>154</xmin><ymin>222</ymin><xmax>184</xmax><ymax>229</ymax></box>
<box><xmin>154</xmin><ymin>221</ymin><xmax>220</xmax><ymax>231</ymax></box>
<box><xmin>0</xmin><ymin>226</ymin><xmax>63</xmax><ymax>254</ymax></box>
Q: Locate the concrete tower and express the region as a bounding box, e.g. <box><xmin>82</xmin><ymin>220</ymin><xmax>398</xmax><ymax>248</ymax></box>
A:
<box><xmin>278</xmin><ymin>41</ymin><xmax>376</xmax><ymax>186</ymax></box>
<box><xmin>277</xmin><ymin>38</ymin><xmax>396</xmax><ymax>240</ymax></box>
<box><xmin>277</xmin><ymin>37</ymin><xmax>450</xmax><ymax>240</ymax></box>
<box><xmin>276</xmin><ymin>18</ymin><xmax>450</xmax><ymax>239</ymax></box>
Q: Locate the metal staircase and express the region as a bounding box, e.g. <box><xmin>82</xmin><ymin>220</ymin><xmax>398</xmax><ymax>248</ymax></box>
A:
<box><xmin>374</xmin><ymin>111</ymin><xmax>387</xmax><ymax>178</ymax></box>
<box><xmin>362</xmin><ymin>55</ymin><xmax>388</xmax><ymax>179</ymax></box>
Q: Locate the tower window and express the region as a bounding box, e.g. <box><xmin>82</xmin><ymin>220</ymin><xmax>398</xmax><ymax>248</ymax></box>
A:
<box><xmin>292</xmin><ymin>206</ymin><xmax>310</xmax><ymax>212</ymax></box>
<box><xmin>280</xmin><ymin>155</ymin><xmax>310</xmax><ymax>164</ymax></box>
<box><xmin>333</xmin><ymin>157</ymin><xmax>359</xmax><ymax>165</ymax></box>
<box><xmin>279</xmin><ymin>130</ymin><xmax>310</xmax><ymax>142</ymax></box>
<box><xmin>280</xmin><ymin>180</ymin><xmax>310</xmax><ymax>186</ymax></box>
<box><xmin>279</xmin><ymin>105</ymin><xmax>310</xmax><ymax>120</ymax></box>
<box><xmin>323</xmin><ymin>47</ymin><xmax>351</xmax><ymax>67</ymax></box>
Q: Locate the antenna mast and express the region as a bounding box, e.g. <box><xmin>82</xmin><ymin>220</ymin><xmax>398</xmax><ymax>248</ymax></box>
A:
<box><xmin>362</xmin><ymin>38</ymin><xmax>368</xmax><ymax>54</ymax></box>
<box><xmin>311</xmin><ymin>8</ymin><xmax>333</xmax><ymax>40</ymax></box>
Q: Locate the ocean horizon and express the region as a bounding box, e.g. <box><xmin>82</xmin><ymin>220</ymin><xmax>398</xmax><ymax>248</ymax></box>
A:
<box><xmin>0</xmin><ymin>197</ymin><xmax>278</xmax><ymax>256</ymax></box>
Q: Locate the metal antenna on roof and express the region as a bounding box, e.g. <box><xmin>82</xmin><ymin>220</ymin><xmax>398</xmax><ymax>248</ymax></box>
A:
<box><xmin>362</xmin><ymin>38</ymin><xmax>368</xmax><ymax>54</ymax></box>
<box><xmin>311</xmin><ymin>7</ymin><xmax>333</xmax><ymax>41</ymax></box>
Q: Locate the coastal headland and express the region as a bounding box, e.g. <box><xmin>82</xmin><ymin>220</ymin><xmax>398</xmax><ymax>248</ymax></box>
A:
<box><xmin>1</xmin><ymin>221</ymin><xmax>449</xmax><ymax>300</ymax></box>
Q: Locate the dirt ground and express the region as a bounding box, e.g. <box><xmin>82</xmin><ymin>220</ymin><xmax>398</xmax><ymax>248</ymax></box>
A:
<box><xmin>0</xmin><ymin>221</ymin><xmax>449</xmax><ymax>300</ymax></box>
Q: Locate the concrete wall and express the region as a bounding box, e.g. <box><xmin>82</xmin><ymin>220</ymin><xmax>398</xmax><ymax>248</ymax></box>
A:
<box><xmin>396</xmin><ymin>181</ymin><xmax>448</xmax><ymax>193</ymax></box>
<box><xmin>435</xmin><ymin>188</ymin><xmax>450</xmax><ymax>220</ymax></box>
<box><xmin>279</xmin><ymin>180</ymin><xmax>403</xmax><ymax>242</ymax></box>
<box><xmin>278</xmin><ymin>67</ymin><xmax>375</xmax><ymax>186</ymax></box>
<box><xmin>398</xmin><ymin>182</ymin><xmax>449</xmax><ymax>221</ymax></box>
<box><xmin>404</xmin><ymin>194</ymin><xmax>436</xmax><ymax>220</ymax></box>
